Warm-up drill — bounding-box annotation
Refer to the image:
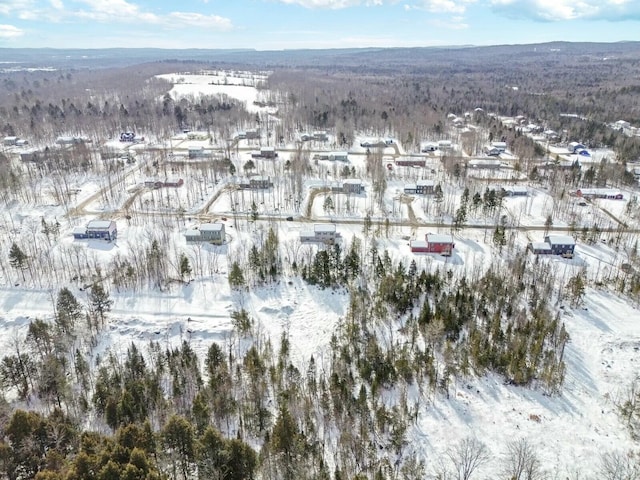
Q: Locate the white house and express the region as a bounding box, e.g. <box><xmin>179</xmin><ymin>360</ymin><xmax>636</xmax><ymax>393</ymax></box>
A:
<box><xmin>300</xmin><ymin>224</ymin><xmax>340</xmax><ymax>244</ymax></box>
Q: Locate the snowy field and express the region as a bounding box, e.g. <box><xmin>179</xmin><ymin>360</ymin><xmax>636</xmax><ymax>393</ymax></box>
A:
<box><xmin>156</xmin><ymin>70</ymin><xmax>275</xmax><ymax>114</ymax></box>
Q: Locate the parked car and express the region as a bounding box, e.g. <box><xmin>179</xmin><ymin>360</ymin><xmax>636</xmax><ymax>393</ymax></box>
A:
<box><xmin>286</xmin><ymin>216</ymin><xmax>294</xmax><ymax>221</ymax></box>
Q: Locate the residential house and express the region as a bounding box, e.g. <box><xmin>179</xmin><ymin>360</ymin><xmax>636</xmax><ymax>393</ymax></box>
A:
<box><xmin>260</xmin><ymin>146</ymin><xmax>277</xmax><ymax>159</ymax></box>
<box><xmin>411</xmin><ymin>234</ymin><xmax>455</xmax><ymax>256</ymax></box>
<box><xmin>528</xmin><ymin>242</ymin><xmax>552</xmax><ymax>255</ymax></box>
<box><xmin>313</xmin><ymin>131</ymin><xmax>329</xmax><ymax>141</ymax></box>
<box><xmin>300</xmin><ymin>224</ymin><xmax>340</xmax><ymax>245</ymax></box>
<box><xmin>184</xmin><ymin>223</ymin><xmax>225</xmax><ymax>245</ymax></box>
<box><xmin>568</xmin><ymin>142</ymin><xmax>586</xmax><ymax>153</ymax></box>
<box><xmin>491</xmin><ymin>141</ymin><xmax>507</xmax><ymax>152</ymax></box>
<box><xmin>73</xmin><ymin>220</ymin><xmax>118</xmax><ymax>241</ymax></box>
<box><xmin>575</xmin><ymin>188</ymin><xmax>623</xmax><ymax>200</ymax></box>
<box><xmin>342</xmin><ymin>179</ymin><xmax>365</xmax><ymax>194</ymax></box>
<box><xmin>416</xmin><ymin>179</ymin><xmax>435</xmax><ymax>195</ymax></box>
<box><xmin>420</xmin><ymin>142</ymin><xmax>438</xmax><ymax>152</ymax></box>
<box><xmin>249</xmin><ymin>176</ymin><xmax>272</xmax><ymax>189</ymax></box>
<box><xmin>501</xmin><ymin>186</ymin><xmax>528</xmax><ymax>197</ymax></box>
<box><xmin>544</xmin><ymin>235</ymin><xmax>576</xmax><ymax>258</ymax></box>
<box><xmin>396</xmin><ymin>156</ymin><xmax>426</xmax><ymax>167</ymax></box>
<box><xmin>468</xmin><ymin>159</ymin><xmax>502</xmax><ymax>170</ymax></box>
<box><xmin>329</xmin><ymin>151</ymin><xmax>349</xmax><ymax>162</ymax></box>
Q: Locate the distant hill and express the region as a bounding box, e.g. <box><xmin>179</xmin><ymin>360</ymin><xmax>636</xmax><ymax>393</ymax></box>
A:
<box><xmin>2</xmin><ymin>41</ymin><xmax>640</xmax><ymax>71</ymax></box>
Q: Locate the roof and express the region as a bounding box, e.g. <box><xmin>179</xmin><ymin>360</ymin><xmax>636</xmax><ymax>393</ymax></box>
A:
<box><xmin>404</xmin><ymin>184</ymin><xmax>417</xmax><ymax>190</ymax></box>
<box><xmin>343</xmin><ymin>179</ymin><xmax>363</xmax><ymax>185</ymax></box>
<box><xmin>72</xmin><ymin>226</ymin><xmax>87</xmax><ymax>235</ymax></box>
<box><xmin>530</xmin><ymin>242</ymin><xmax>551</xmax><ymax>250</ymax></box>
<box><xmin>417</xmin><ymin>179</ymin><xmax>435</xmax><ymax>186</ymax></box>
<box><xmin>86</xmin><ymin>220</ymin><xmax>115</xmax><ymax>230</ymax></box>
<box><xmin>199</xmin><ymin>223</ymin><xmax>224</xmax><ymax>232</ymax></box>
<box><xmin>545</xmin><ymin>235</ymin><xmax>576</xmax><ymax>245</ymax></box>
<box><xmin>314</xmin><ymin>224</ymin><xmax>336</xmax><ymax>233</ymax></box>
<box><xmin>410</xmin><ymin>240</ymin><xmax>428</xmax><ymax>248</ymax></box>
<box><xmin>469</xmin><ymin>159</ymin><xmax>502</xmax><ymax>167</ymax></box>
<box><xmin>184</xmin><ymin>229</ymin><xmax>201</xmax><ymax>237</ymax></box>
<box><xmin>426</xmin><ymin>234</ymin><xmax>454</xmax><ymax>244</ymax></box>
<box><xmin>577</xmin><ymin>188</ymin><xmax>622</xmax><ymax>196</ymax></box>
<box><xmin>503</xmin><ymin>185</ymin><xmax>528</xmax><ymax>193</ymax></box>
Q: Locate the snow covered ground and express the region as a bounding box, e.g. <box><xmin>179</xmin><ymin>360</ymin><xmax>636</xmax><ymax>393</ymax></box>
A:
<box><xmin>156</xmin><ymin>70</ymin><xmax>275</xmax><ymax>114</ymax></box>
<box><xmin>1</xmin><ymin>218</ymin><xmax>639</xmax><ymax>476</ymax></box>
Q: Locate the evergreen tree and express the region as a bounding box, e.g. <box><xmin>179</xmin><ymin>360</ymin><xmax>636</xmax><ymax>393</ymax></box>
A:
<box><xmin>162</xmin><ymin>415</ymin><xmax>195</xmax><ymax>480</ymax></box>
<box><xmin>228</xmin><ymin>262</ymin><xmax>245</xmax><ymax>289</ymax></box>
<box><xmin>9</xmin><ymin>242</ymin><xmax>27</xmax><ymax>281</ymax></box>
<box><xmin>88</xmin><ymin>283</ymin><xmax>113</xmax><ymax>329</ymax></box>
<box><xmin>56</xmin><ymin>287</ymin><xmax>83</xmax><ymax>336</ymax></box>
<box><xmin>179</xmin><ymin>254</ymin><xmax>192</xmax><ymax>281</ymax></box>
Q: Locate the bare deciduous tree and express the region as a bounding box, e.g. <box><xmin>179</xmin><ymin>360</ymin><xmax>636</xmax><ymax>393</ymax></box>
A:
<box><xmin>501</xmin><ymin>439</ymin><xmax>545</xmax><ymax>480</ymax></box>
<box><xmin>599</xmin><ymin>450</ymin><xmax>640</xmax><ymax>480</ymax></box>
<box><xmin>442</xmin><ymin>437</ymin><xmax>490</xmax><ymax>480</ymax></box>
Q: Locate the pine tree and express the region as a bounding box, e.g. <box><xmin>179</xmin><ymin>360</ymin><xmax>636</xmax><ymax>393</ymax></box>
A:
<box><xmin>9</xmin><ymin>242</ymin><xmax>27</xmax><ymax>281</ymax></box>
<box><xmin>228</xmin><ymin>262</ymin><xmax>245</xmax><ymax>289</ymax></box>
<box><xmin>179</xmin><ymin>254</ymin><xmax>192</xmax><ymax>281</ymax></box>
<box><xmin>56</xmin><ymin>287</ymin><xmax>83</xmax><ymax>336</ymax></box>
<box><xmin>88</xmin><ymin>283</ymin><xmax>113</xmax><ymax>329</ymax></box>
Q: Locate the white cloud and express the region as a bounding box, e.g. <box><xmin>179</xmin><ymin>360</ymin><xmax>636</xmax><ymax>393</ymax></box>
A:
<box><xmin>0</xmin><ymin>24</ymin><xmax>24</xmax><ymax>38</ymax></box>
<box><xmin>404</xmin><ymin>0</ymin><xmax>476</xmax><ymax>14</ymax></box>
<box><xmin>274</xmin><ymin>0</ymin><xmax>379</xmax><ymax>8</ymax></box>
<box><xmin>490</xmin><ymin>0</ymin><xmax>640</xmax><ymax>21</ymax></box>
<box><xmin>0</xmin><ymin>0</ymin><xmax>234</xmax><ymax>30</ymax></box>
<box><xmin>0</xmin><ymin>0</ymin><xmax>34</xmax><ymax>16</ymax></box>
<box><xmin>166</xmin><ymin>12</ymin><xmax>233</xmax><ymax>30</ymax></box>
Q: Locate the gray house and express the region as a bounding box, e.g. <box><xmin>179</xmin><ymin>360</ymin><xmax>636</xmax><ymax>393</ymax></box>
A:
<box><xmin>185</xmin><ymin>223</ymin><xmax>226</xmax><ymax>245</ymax></box>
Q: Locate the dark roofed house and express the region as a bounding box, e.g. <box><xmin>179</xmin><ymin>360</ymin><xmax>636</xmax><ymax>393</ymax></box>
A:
<box><xmin>545</xmin><ymin>235</ymin><xmax>576</xmax><ymax>258</ymax></box>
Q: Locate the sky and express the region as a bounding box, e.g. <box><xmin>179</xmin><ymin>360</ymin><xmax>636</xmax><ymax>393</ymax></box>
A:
<box><xmin>0</xmin><ymin>0</ymin><xmax>638</xmax><ymax>50</ymax></box>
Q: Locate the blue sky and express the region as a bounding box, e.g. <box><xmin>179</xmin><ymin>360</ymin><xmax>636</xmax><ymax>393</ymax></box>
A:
<box><xmin>0</xmin><ymin>0</ymin><xmax>638</xmax><ymax>49</ymax></box>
